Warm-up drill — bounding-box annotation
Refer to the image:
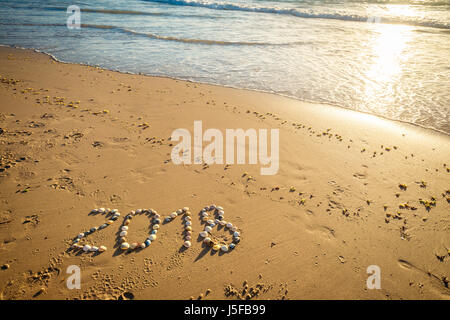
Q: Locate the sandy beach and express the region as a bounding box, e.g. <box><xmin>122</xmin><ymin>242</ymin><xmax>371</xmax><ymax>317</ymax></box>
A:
<box><xmin>0</xmin><ymin>46</ymin><xmax>448</xmax><ymax>300</ymax></box>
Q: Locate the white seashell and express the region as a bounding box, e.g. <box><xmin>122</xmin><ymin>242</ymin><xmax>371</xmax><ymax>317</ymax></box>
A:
<box><xmin>120</xmin><ymin>231</ymin><xmax>127</xmax><ymax>237</ymax></box>
<box><xmin>199</xmin><ymin>231</ymin><xmax>208</xmax><ymax>238</ymax></box>
<box><xmin>185</xmin><ymin>216</ymin><xmax>192</xmax><ymax>221</ymax></box>
<box><xmin>170</xmin><ymin>212</ymin><xmax>177</xmax><ymax>218</ymax></box>
<box><xmin>121</xmin><ymin>226</ymin><xmax>128</xmax><ymax>231</ymax></box>
<box><xmin>219</xmin><ymin>220</ymin><xmax>226</xmax><ymax>226</ymax></box>
<box><xmin>176</xmin><ymin>209</ymin><xmax>182</xmax><ymax>214</ymax></box>
<box><xmin>121</xmin><ymin>242</ymin><xmax>130</xmax><ymax>250</ymax></box>
<box><xmin>231</xmin><ymin>226</ymin><xmax>237</xmax><ymax>232</ymax></box>
<box><xmin>203</xmin><ymin>237</ymin><xmax>211</xmax><ymax>244</ymax></box>
<box><xmin>98</xmin><ymin>246</ymin><xmax>107</xmax><ymax>252</ymax></box>
<box><xmin>71</xmin><ymin>244</ymin><xmax>80</xmax><ymax>249</ymax></box>
<box><xmin>154</xmin><ymin>213</ymin><xmax>160</xmax><ymax>218</ymax></box>
<box><xmin>111</xmin><ymin>209</ymin><xmax>118</xmax><ymax>214</ymax></box>
<box><xmin>185</xmin><ymin>221</ymin><xmax>191</xmax><ymax>226</ymax></box>
<box><xmin>201</xmin><ymin>212</ymin><xmax>209</xmax><ymax>217</ymax></box>
<box><xmin>91</xmin><ymin>246</ymin><xmax>99</xmax><ymax>252</ymax></box>
<box><xmin>99</xmin><ymin>208</ymin><xmax>106</xmax><ymax>213</ymax></box>
<box><xmin>153</xmin><ymin>224</ymin><xmax>160</xmax><ymax>230</ymax></box>
<box><xmin>218</xmin><ymin>210</ymin><xmax>224</xmax><ymax>216</ymax></box>
<box><xmin>106</xmin><ymin>208</ymin><xmax>111</xmax><ymax>213</ymax></box>
<box><xmin>216</xmin><ymin>206</ymin><xmax>223</xmax><ymax>211</ymax></box>
<box><xmin>77</xmin><ymin>233</ymin><xmax>84</xmax><ymax>239</ymax></box>
<box><xmin>183</xmin><ymin>241</ymin><xmax>191</xmax><ymax>248</ymax></box>
<box><xmin>214</xmin><ymin>219</ymin><xmax>220</xmax><ymax>224</ymax></box>
<box><xmin>130</xmin><ymin>243</ymin><xmax>138</xmax><ymax>250</ymax></box>
<box><xmin>220</xmin><ymin>245</ymin><xmax>228</xmax><ymax>252</ymax></box>
<box><xmin>83</xmin><ymin>245</ymin><xmax>91</xmax><ymax>252</ymax></box>
<box><xmin>149</xmin><ymin>234</ymin><xmax>157</xmax><ymax>241</ymax></box>
<box><xmin>140</xmin><ymin>243</ymin><xmax>146</xmax><ymax>249</ymax></box>
<box><xmin>205</xmin><ymin>226</ymin><xmax>212</xmax><ymax>232</ymax></box>
<box><xmin>226</xmin><ymin>222</ymin><xmax>233</xmax><ymax>229</ymax></box>
<box><xmin>207</xmin><ymin>219</ymin><xmax>214</xmax><ymax>225</ymax></box>
<box><xmin>136</xmin><ymin>209</ymin><xmax>142</xmax><ymax>214</ymax></box>
<box><xmin>233</xmin><ymin>231</ymin><xmax>240</xmax><ymax>238</ymax></box>
<box><xmin>183</xmin><ymin>207</ymin><xmax>189</xmax><ymax>212</ymax></box>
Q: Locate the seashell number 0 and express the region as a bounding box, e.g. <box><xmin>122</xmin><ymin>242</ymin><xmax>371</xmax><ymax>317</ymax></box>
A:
<box><xmin>70</xmin><ymin>205</ymin><xmax>241</xmax><ymax>255</ymax></box>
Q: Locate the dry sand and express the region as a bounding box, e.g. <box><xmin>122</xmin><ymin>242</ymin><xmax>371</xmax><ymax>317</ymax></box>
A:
<box><xmin>0</xmin><ymin>46</ymin><xmax>448</xmax><ymax>300</ymax></box>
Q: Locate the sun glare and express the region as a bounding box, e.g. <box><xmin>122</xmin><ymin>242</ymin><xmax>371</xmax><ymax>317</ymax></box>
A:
<box><xmin>363</xmin><ymin>21</ymin><xmax>414</xmax><ymax>108</ymax></box>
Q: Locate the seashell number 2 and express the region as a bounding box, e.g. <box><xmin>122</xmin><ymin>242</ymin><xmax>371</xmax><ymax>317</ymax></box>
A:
<box><xmin>69</xmin><ymin>205</ymin><xmax>241</xmax><ymax>255</ymax></box>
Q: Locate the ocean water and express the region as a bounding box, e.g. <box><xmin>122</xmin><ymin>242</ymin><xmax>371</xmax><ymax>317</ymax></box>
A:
<box><xmin>0</xmin><ymin>0</ymin><xmax>449</xmax><ymax>134</ymax></box>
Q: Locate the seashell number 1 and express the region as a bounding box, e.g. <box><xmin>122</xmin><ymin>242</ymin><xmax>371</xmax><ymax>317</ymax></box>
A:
<box><xmin>69</xmin><ymin>205</ymin><xmax>241</xmax><ymax>255</ymax></box>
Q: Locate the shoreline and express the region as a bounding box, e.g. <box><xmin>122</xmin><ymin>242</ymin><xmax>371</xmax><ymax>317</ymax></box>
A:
<box><xmin>3</xmin><ymin>44</ymin><xmax>448</xmax><ymax>138</ymax></box>
<box><xmin>0</xmin><ymin>46</ymin><xmax>449</xmax><ymax>300</ymax></box>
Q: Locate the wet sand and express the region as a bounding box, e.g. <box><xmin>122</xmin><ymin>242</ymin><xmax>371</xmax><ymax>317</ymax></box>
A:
<box><xmin>0</xmin><ymin>46</ymin><xmax>448</xmax><ymax>300</ymax></box>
